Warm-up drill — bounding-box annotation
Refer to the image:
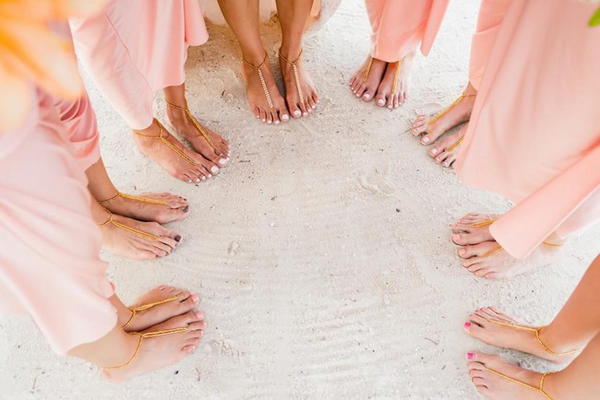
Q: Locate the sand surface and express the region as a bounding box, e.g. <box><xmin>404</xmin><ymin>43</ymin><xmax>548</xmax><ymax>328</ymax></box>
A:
<box><xmin>1</xmin><ymin>1</ymin><xmax>599</xmax><ymax>399</ymax></box>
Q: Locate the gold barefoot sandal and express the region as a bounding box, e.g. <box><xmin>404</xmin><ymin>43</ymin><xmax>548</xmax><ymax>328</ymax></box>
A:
<box><xmin>280</xmin><ymin>50</ymin><xmax>305</xmax><ymax>105</ymax></box>
<box><xmin>99</xmin><ymin>192</ymin><xmax>169</xmax><ymax>207</ymax></box>
<box><xmin>165</xmin><ymin>100</ymin><xmax>218</xmax><ymax>152</ymax></box>
<box><xmin>483</xmin><ymin>368</ymin><xmax>554</xmax><ymax>400</ymax></box>
<box><xmin>102</xmin><ymin>327</ymin><xmax>189</xmax><ymax>370</ymax></box>
<box><xmin>484</xmin><ymin>318</ymin><xmax>579</xmax><ymax>356</ymax></box>
<box><xmin>243</xmin><ymin>53</ymin><xmax>274</xmax><ymax>110</ymax></box>
<box><xmin>133</xmin><ymin>120</ymin><xmax>196</xmax><ymax>167</ymax></box>
<box><xmin>363</xmin><ymin>57</ymin><xmax>403</xmax><ymax>97</ymax></box>
<box><xmin>469</xmin><ymin>218</ymin><xmax>565</xmax><ymax>248</ymax></box>
<box><xmin>122</xmin><ymin>296</ymin><xmax>181</xmax><ymax>329</ymax></box>
<box><xmin>98</xmin><ymin>207</ymin><xmax>159</xmax><ymax>241</ymax></box>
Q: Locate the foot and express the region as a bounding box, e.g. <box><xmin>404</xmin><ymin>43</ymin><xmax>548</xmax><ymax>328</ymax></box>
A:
<box><xmin>279</xmin><ymin>49</ymin><xmax>319</xmax><ymax>118</ymax></box>
<box><xmin>133</xmin><ymin>120</ymin><xmax>213</xmax><ymax>184</ymax></box>
<box><xmin>466</xmin><ymin>351</ymin><xmax>553</xmax><ymax>399</ymax></box>
<box><xmin>166</xmin><ymin>103</ymin><xmax>230</xmax><ymax>170</ymax></box>
<box><xmin>100</xmin><ymin>213</ymin><xmax>181</xmax><ymax>260</ymax></box>
<box><xmin>242</xmin><ymin>53</ymin><xmax>289</xmax><ymax>124</ymax></box>
<box><xmin>374</xmin><ymin>54</ymin><xmax>414</xmax><ymax>109</ymax></box>
<box><xmin>411</xmin><ymin>84</ymin><xmax>477</xmax><ymax>145</ymax></box>
<box><xmin>429</xmin><ymin>130</ymin><xmax>464</xmax><ymax>168</ymax></box>
<box><xmin>103</xmin><ymin>311</ymin><xmax>205</xmax><ymax>382</ymax></box>
<box><xmin>451</xmin><ymin>213</ymin><xmax>560</xmax><ymax>279</ymax></box>
<box><xmin>122</xmin><ymin>286</ymin><xmax>201</xmax><ymax>332</ymax></box>
<box><xmin>464</xmin><ymin>307</ymin><xmax>578</xmax><ymax>364</ymax></box>
<box><xmin>350</xmin><ymin>56</ymin><xmax>386</xmax><ymax>102</ymax></box>
<box><xmin>100</xmin><ymin>192</ymin><xmax>189</xmax><ymax>225</ymax></box>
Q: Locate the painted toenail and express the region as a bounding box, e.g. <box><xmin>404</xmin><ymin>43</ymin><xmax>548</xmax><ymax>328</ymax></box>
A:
<box><xmin>187</xmin><ymin>180</ymin><xmax>193</xmax><ymax>183</ymax></box>
<box><xmin>267</xmin><ymin>120</ymin><xmax>272</xmax><ymax>124</ymax></box>
<box><xmin>431</xmin><ymin>148</ymin><xmax>439</xmax><ymax>155</ymax></box>
<box><xmin>422</xmin><ymin>137</ymin><xmax>430</xmax><ymax>144</ymax></box>
<box><xmin>464</xmin><ymin>322</ymin><xmax>471</xmax><ymax>328</ymax></box>
<box><xmin>195</xmin><ymin>178</ymin><xmax>200</xmax><ymax>183</ymax></box>
<box><xmin>363</xmin><ymin>94</ymin><xmax>371</xmax><ymax>100</ymax></box>
<box><xmin>191</xmin><ymin>294</ymin><xmax>199</xmax><ymax>302</ymax></box>
<box><xmin>275</xmin><ymin>120</ymin><xmax>280</xmax><ymax>124</ymax></box>
<box><xmin>207</xmin><ymin>174</ymin><xmax>212</xmax><ymax>178</ymax></box>
<box><xmin>262</xmin><ymin>119</ymin><xmax>266</xmax><ymax>122</ymax></box>
<box><xmin>201</xmin><ymin>176</ymin><xmax>206</xmax><ymax>181</ymax></box>
<box><xmin>293</xmin><ymin>110</ymin><xmax>301</xmax><ymax>117</ymax></box>
<box><xmin>175</xmin><ymin>235</ymin><xmax>182</xmax><ymax>242</ymax></box>
<box><xmin>210</xmin><ymin>166</ymin><xmax>219</xmax><ymax>174</ymax></box>
<box><xmin>282</xmin><ymin>114</ymin><xmax>290</xmax><ymax>121</ymax></box>
<box><xmin>219</xmin><ymin>158</ymin><xmax>228</xmax><ymax>166</ymax></box>
<box><xmin>466</xmin><ymin>352</ymin><xmax>475</xmax><ymax>360</ymax></box>
<box><xmin>377</xmin><ymin>99</ymin><xmax>385</xmax><ymax>106</ymax></box>
<box><xmin>303</xmin><ymin>112</ymin><xmax>308</xmax><ymax>116</ymax></box>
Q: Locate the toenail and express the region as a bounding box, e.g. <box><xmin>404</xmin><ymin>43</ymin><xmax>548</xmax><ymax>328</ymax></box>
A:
<box><xmin>195</xmin><ymin>178</ymin><xmax>200</xmax><ymax>183</ymax></box>
<box><xmin>210</xmin><ymin>166</ymin><xmax>219</xmax><ymax>174</ymax></box>
<box><xmin>363</xmin><ymin>94</ymin><xmax>371</xmax><ymax>100</ymax></box>
<box><xmin>267</xmin><ymin>120</ymin><xmax>272</xmax><ymax>124</ymax></box>
<box><xmin>303</xmin><ymin>112</ymin><xmax>308</xmax><ymax>116</ymax></box>
<box><xmin>422</xmin><ymin>137</ymin><xmax>430</xmax><ymax>144</ymax></box>
<box><xmin>175</xmin><ymin>235</ymin><xmax>182</xmax><ymax>242</ymax></box>
<box><xmin>219</xmin><ymin>158</ymin><xmax>228</xmax><ymax>166</ymax></box>
<box><xmin>187</xmin><ymin>179</ymin><xmax>193</xmax><ymax>183</ymax></box>
<box><xmin>431</xmin><ymin>148</ymin><xmax>439</xmax><ymax>155</ymax></box>
<box><xmin>377</xmin><ymin>99</ymin><xmax>385</xmax><ymax>106</ymax></box>
<box><xmin>275</xmin><ymin>120</ymin><xmax>280</xmax><ymax>124</ymax></box>
<box><xmin>207</xmin><ymin>174</ymin><xmax>212</xmax><ymax>178</ymax></box>
<box><xmin>293</xmin><ymin>110</ymin><xmax>301</xmax><ymax>117</ymax></box>
<box><xmin>195</xmin><ymin>311</ymin><xmax>202</xmax><ymax>318</ymax></box>
<box><xmin>311</xmin><ymin>104</ymin><xmax>316</xmax><ymax>109</ymax></box>
<box><xmin>453</xmin><ymin>234</ymin><xmax>460</xmax><ymax>241</ymax></box>
<box><xmin>191</xmin><ymin>294</ymin><xmax>199</xmax><ymax>302</ymax></box>
<box><xmin>201</xmin><ymin>176</ymin><xmax>206</xmax><ymax>181</ymax></box>
<box><xmin>466</xmin><ymin>352</ymin><xmax>475</xmax><ymax>360</ymax></box>
<box><xmin>281</xmin><ymin>114</ymin><xmax>289</xmax><ymax>121</ymax></box>
<box><xmin>464</xmin><ymin>322</ymin><xmax>471</xmax><ymax>329</ymax></box>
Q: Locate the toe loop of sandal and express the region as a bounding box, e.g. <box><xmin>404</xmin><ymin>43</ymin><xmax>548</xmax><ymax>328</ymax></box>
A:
<box><xmin>102</xmin><ymin>327</ymin><xmax>189</xmax><ymax>370</ymax></box>
<box><xmin>484</xmin><ymin>368</ymin><xmax>554</xmax><ymax>400</ymax></box>
<box><xmin>133</xmin><ymin>121</ymin><xmax>197</xmax><ymax>166</ymax></box>
<box><xmin>280</xmin><ymin>49</ymin><xmax>305</xmax><ymax>105</ymax></box>
<box><xmin>165</xmin><ymin>100</ymin><xmax>217</xmax><ymax>151</ymax></box>
<box><xmin>243</xmin><ymin>53</ymin><xmax>274</xmax><ymax>110</ymax></box>
<box><xmin>122</xmin><ymin>296</ymin><xmax>181</xmax><ymax>329</ymax></box>
<box><xmin>390</xmin><ymin>59</ymin><xmax>403</xmax><ymax>95</ymax></box>
<box><xmin>428</xmin><ymin>91</ymin><xmax>476</xmax><ymax>126</ymax></box>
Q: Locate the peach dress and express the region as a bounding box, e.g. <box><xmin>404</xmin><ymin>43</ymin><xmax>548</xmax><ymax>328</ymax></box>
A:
<box><xmin>0</xmin><ymin>88</ymin><xmax>116</xmax><ymax>354</ymax></box>
<box><xmin>455</xmin><ymin>0</ymin><xmax>600</xmax><ymax>259</ymax></box>
<box><xmin>364</xmin><ymin>0</ymin><xmax>449</xmax><ymax>62</ymax></box>
<box><xmin>69</xmin><ymin>0</ymin><xmax>209</xmax><ymax>130</ymax></box>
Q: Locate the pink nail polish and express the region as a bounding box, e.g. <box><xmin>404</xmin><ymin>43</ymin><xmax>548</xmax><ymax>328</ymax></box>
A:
<box><xmin>467</xmin><ymin>352</ymin><xmax>475</xmax><ymax>360</ymax></box>
<box><xmin>464</xmin><ymin>322</ymin><xmax>471</xmax><ymax>328</ymax></box>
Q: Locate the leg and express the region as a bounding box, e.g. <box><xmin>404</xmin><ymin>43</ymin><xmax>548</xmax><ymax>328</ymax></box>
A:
<box><xmin>163</xmin><ymin>83</ymin><xmax>230</xmax><ymax>168</ymax></box>
<box><xmin>276</xmin><ymin>0</ymin><xmax>319</xmax><ymax>117</ymax></box>
<box><xmin>217</xmin><ymin>0</ymin><xmax>289</xmax><ymax>123</ymax></box>
<box><xmin>464</xmin><ymin>255</ymin><xmax>600</xmax><ymax>362</ymax></box>
<box><xmin>467</xmin><ymin>334</ymin><xmax>600</xmax><ymax>399</ymax></box>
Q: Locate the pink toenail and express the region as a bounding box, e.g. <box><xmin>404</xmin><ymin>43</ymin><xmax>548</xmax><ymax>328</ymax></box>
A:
<box><xmin>422</xmin><ymin>137</ymin><xmax>430</xmax><ymax>144</ymax></box>
<box><xmin>431</xmin><ymin>148</ymin><xmax>439</xmax><ymax>155</ymax></box>
<box><xmin>191</xmin><ymin>295</ymin><xmax>199</xmax><ymax>302</ymax></box>
<box><xmin>459</xmin><ymin>249</ymin><xmax>466</xmax><ymax>256</ymax></box>
<box><xmin>464</xmin><ymin>322</ymin><xmax>471</xmax><ymax>328</ymax></box>
<box><xmin>467</xmin><ymin>352</ymin><xmax>475</xmax><ymax>360</ymax></box>
<box><xmin>453</xmin><ymin>234</ymin><xmax>460</xmax><ymax>241</ymax></box>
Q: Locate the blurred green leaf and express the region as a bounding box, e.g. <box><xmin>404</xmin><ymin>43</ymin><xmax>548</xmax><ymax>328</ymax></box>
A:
<box><xmin>589</xmin><ymin>7</ymin><xmax>600</xmax><ymax>27</ymax></box>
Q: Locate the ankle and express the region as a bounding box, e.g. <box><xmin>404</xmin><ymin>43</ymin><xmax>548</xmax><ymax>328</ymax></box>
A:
<box><xmin>279</xmin><ymin>42</ymin><xmax>302</xmax><ymax>60</ymax></box>
<box><xmin>538</xmin><ymin>326</ymin><xmax>580</xmax><ymax>354</ymax></box>
<box><xmin>241</xmin><ymin>48</ymin><xmax>267</xmax><ymax>66</ymax></box>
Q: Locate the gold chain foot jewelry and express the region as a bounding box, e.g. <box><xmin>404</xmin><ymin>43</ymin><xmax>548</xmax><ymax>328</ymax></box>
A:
<box><xmin>390</xmin><ymin>59</ymin><xmax>403</xmax><ymax>96</ymax></box>
<box><xmin>468</xmin><ymin>218</ymin><xmax>565</xmax><ymax>248</ymax></box>
<box><xmin>446</xmin><ymin>135</ymin><xmax>464</xmax><ymax>153</ymax></box>
<box><xmin>122</xmin><ymin>296</ymin><xmax>180</xmax><ymax>329</ymax></box>
<box><xmin>363</xmin><ymin>56</ymin><xmax>373</xmax><ymax>80</ymax></box>
<box><xmin>98</xmin><ymin>207</ymin><xmax>159</xmax><ymax>241</ymax></box>
<box><xmin>280</xmin><ymin>50</ymin><xmax>305</xmax><ymax>105</ymax></box>
<box><xmin>486</xmin><ymin>319</ymin><xmax>579</xmax><ymax>356</ymax></box>
<box><xmin>243</xmin><ymin>53</ymin><xmax>274</xmax><ymax>109</ymax></box>
<box><xmin>165</xmin><ymin>100</ymin><xmax>217</xmax><ymax>151</ymax></box>
<box><xmin>102</xmin><ymin>327</ymin><xmax>189</xmax><ymax>370</ymax></box>
<box><xmin>429</xmin><ymin>92</ymin><xmax>476</xmax><ymax>126</ymax></box>
<box><xmin>98</xmin><ymin>192</ymin><xmax>169</xmax><ymax>206</ymax></box>
<box><xmin>484</xmin><ymin>368</ymin><xmax>554</xmax><ymax>400</ymax></box>
<box><xmin>133</xmin><ymin>121</ymin><xmax>196</xmax><ymax>167</ymax></box>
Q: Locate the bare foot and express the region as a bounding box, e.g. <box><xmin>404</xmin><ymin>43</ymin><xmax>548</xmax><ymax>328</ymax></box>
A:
<box><xmin>429</xmin><ymin>130</ymin><xmax>464</xmax><ymax>168</ymax></box>
<box><xmin>464</xmin><ymin>307</ymin><xmax>578</xmax><ymax>364</ymax></box>
<box><xmin>411</xmin><ymin>84</ymin><xmax>477</xmax><ymax>145</ymax></box>
<box><xmin>242</xmin><ymin>53</ymin><xmax>289</xmax><ymax>124</ymax></box>
<box><xmin>133</xmin><ymin>120</ymin><xmax>212</xmax><ymax>184</ymax></box>
<box><xmin>279</xmin><ymin>49</ymin><xmax>319</xmax><ymax>118</ymax></box>
<box><xmin>103</xmin><ymin>311</ymin><xmax>205</xmax><ymax>382</ymax></box>
<box><xmin>166</xmin><ymin>103</ymin><xmax>230</xmax><ymax>171</ymax></box>
<box><xmin>374</xmin><ymin>53</ymin><xmax>414</xmax><ymax>109</ymax></box>
<box><xmin>350</xmin><ymin>56</ymin><xmax>386</xmax><ymax>102</ymax></box>
<box><xmin>123</xmin><ymin>286</ymin><xmax>201</xmax><ymax>332</ymax></box>
<box><xmin>100</xmin><ymin>192</ymin><xmax>189</xmax><ymax>224</ymax></box>
<box><xmin>451</xmin><ymin>213</ymin><xmax>561</xmax><ymax>279</ymax></box>
<box><xmin>466</xmin><ymin>352</ymin><xmax>553</xmax><ymax>399</ymax></box>
<box><xmin>100</xmin><ymin>212</ymin><xmax>181</xmax><ymax>260</ymax></box>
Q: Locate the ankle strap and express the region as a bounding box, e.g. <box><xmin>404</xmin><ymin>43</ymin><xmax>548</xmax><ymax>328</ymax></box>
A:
<box><xmin>165</xmin><ymin>100</ymin><xmax>188</xmax><ymax>111</ymax></box>
<box><xmin>242</xmin><ymin>52</ymin><xmax>268</xmax><ymax>70</ymax></box>
<box><xmin>484</xmin><ymin>368</ymin><xmax>553</xmax><ymax>400</ymax></box>
<box><xmin>487</xmin><ymin>319</ymin><xmax>579</xmax><ymax>355</ymax></box>
<box><xmin>279</xmin><ymin>49</ymin><xmax>302</xmax><ymax>65</ymax></box>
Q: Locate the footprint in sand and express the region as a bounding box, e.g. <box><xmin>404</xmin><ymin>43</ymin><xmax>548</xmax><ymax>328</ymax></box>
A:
<box><xmin>358</xmin><ymin>166</ymin><xmax>395</xmax><ymax>196</ymax></box>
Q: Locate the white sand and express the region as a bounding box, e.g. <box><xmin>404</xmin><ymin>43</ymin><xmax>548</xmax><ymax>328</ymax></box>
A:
<box><xmin>1</xmin><ymin>1</ymin><xmax>599</xmax><ymax>399</ymax></box>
